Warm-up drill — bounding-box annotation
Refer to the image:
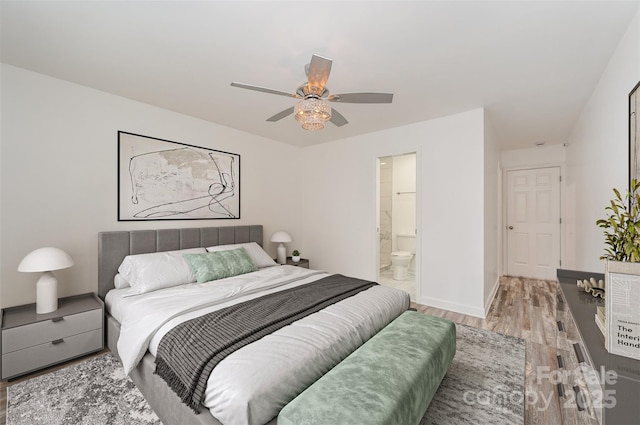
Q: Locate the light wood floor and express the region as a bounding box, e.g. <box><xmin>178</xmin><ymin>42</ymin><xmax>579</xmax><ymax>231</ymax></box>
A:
<box><xmin>0</xmin><ymin>276</ymin><xmax>596</xmax><ymax>425</ymax></box>
<box><xmin>413</xmin><ymin>276</ymin><xmax>598</xmax><ymax>425</ymax></box>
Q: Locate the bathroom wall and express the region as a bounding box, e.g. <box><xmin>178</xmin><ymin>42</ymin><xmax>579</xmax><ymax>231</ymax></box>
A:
<box><xmin>391</xmin><ymin>153</ymin><xmax>417</xmax><ymax>251</ymax></box>
<box><xmin>379</xmin><ymin>156</ymin><xmax>393</xmax><ymax>268</ymax></box>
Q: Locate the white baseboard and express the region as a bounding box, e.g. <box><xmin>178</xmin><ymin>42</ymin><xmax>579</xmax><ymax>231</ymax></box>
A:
<box><xmin>484</xmin><ymin>276</ymin><xmax>501</xmax><ymax>316</ymax></box>
<box><xmin>418</xmin><ymin>295</ymin><xmax>486</xmax><ymax>318</ymax></box>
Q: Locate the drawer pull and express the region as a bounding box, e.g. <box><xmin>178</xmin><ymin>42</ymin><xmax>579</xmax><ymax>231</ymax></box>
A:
<box><xmin>51</xmin><ymin>317</ymin><xmax>64</xmax><ymax>323</ymax></box>
<box><xmin>573</xmin><ymin>386</ymin><xmax>586</xmax><ymax>411</ymax></box>
<box><xmin>51</xmin><ymin>338</ymin><xmax>64</xmax><ymax>345</ymax></box>
<box><xmin>557</xmin><ymin>383</ymin><xmax>565</xmax><ymax>398</ymax></box>
<box><xmin>573</xmin><ymin>343</ymin><xmax>585</xmax><ymax>363</ymax></box>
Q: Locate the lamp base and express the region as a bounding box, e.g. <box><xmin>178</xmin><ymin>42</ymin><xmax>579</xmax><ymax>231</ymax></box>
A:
<box><xmin>277</xmin><ymin>243</ymin><xmax>287</xmax><ymax>265</ymax></box>
<box><xmin>36</xmin><ymin>271</ymin><xmax>58</xmax><ymax>314</ymax></box>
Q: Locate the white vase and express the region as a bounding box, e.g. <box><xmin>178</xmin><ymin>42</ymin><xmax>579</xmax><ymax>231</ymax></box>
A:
<box><xmin>292</xmin><ymin>255</ymin><xmax>300</xmax><ymax>263</ymax></box>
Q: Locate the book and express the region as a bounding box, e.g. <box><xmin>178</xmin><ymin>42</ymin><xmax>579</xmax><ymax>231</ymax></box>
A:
<box><xmin>595</xmin><ymin>313</ymin><xmax>606</xmax><ymax>337</ymax></box>
<box><xmin>596</xmin><ymin>306</ymin><xmax>606</xmax><ymax>322</ymax></box>
<box><xmin>606</xmin><ymin>263</ymin><xmax>640</xmax><ymax>360</ymax></box>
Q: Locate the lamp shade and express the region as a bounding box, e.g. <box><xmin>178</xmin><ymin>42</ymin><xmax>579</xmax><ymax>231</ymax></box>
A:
<box><xmin>18</xmin><ymin>247</ymin><xmax>74</xmax><ymax>272</ymax></box>
<box><xmin>270</xmin><ymin>231</ymin><xmax>292</xmax><ymax>243</ymax></box>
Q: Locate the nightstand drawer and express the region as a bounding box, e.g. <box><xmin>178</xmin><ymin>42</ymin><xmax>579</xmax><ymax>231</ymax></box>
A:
<box><xmin>1</xmin><ymin>329</ymin><xmax>102</xmax><ymax>379</ymax></box>
<box><xmin>2</xmin><ymin>308</ymin><xmax>102</xmax><ymax>354</ymax></box>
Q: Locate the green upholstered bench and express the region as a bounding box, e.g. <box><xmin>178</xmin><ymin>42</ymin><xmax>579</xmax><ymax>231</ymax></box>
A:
<box><xmin>278</xmin><ymin>311</ymin><xmax>456</xmax><ymax>425</ymax></box>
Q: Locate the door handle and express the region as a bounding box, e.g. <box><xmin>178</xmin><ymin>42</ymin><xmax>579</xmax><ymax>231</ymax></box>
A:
<box><xmin>508</xmin><ymin>226</ymin><xmax>514</xmax><ymax>230</ymax></box>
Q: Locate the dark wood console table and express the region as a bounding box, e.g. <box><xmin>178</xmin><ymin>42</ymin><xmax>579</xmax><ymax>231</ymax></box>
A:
<box><xmin>558</xmin><ymin>279</ymin><xmax>640</xmax><ymax>425</ymax></box>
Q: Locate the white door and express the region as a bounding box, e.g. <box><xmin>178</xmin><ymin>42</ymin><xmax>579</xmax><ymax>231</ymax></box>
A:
<box><xmin>506</xmin><ymin>167</ymin><xmax>561</xmax><ymax>280</ymax></box>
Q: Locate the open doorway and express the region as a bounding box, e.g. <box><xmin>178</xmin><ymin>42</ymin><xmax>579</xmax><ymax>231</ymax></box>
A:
<box><xmin>377</xmin><ymin>153</ymin><xmax>417</xmax><ymax>300</ymax></box>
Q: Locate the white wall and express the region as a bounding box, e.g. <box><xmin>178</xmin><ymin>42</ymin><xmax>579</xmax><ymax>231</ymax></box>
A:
<box><xmin>0</xmin><ymin>64</ymin><xmax>3</xmax><ymax>309</ymax></box>
<box><xmin>484</xmin><ymin>114</ymin><xmax>500</xmax><ymax>314</ymax></box>
<box><xmin>1</xmin><ymin>65</ymin><xmax>499</xmax><ymax>317</ymax></box>
<box><xmin>501</xmin><ymin>144</ymin><xmax>566</xmax><ymax>169</ymax></box>
<box><xmin>565</xmin><ymin>11</ymin><xmax>640</xmax><ymax>273</ymax></box>
<box><xmin>300</xmin><ymin>109</ymin><xmax>490</xmax><ymax>317</ymax></box>
<box><xmin>0</xmin><ymin>64</ymin><xmax>301</xmax><ymax>308</ymax></box>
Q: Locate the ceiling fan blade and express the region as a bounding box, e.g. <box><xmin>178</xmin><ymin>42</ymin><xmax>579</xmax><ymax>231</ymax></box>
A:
<box><xmin>306</xmin><ymin>55</ymin><xmax>332</xmax><ymax>95</ymax></box>
<box><xmin>231</xmin><ymin>82</ymin><xmax>301</xmax><ymax>99</ymax></box>
<box><xmin>330</xmin><ymin>108</ymin><xmax>349</xmax><ymax>127</ymax></box>
<box><xmin>327</xmin><ymin>92</ymin><xmax>394</xmax><ymax>104</ymax></box>
<box><xmin>266</xmin><ymin>107</ymin><xmax>294</xmax><ymax>122</ymax></box>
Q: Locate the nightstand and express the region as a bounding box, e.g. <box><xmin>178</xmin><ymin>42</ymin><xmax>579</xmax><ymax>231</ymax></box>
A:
<box><xmin>285</xmin><ymin>257</ymin><xmax>310</xmax><ymax>268</ymax></box>
<box><xmin>1</xmin><ymin>293</ymin><xmax>104</xmax><ymax>380</ymax></box>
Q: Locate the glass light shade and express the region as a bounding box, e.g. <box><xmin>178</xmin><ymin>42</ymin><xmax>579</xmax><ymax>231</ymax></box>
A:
<box><xmin>18</xmin><ymin>247</ymin><xmax>74</xmax><ymax>272</ymax></box>
<box><xmin>301</xmin><ymin>114</ymin><xmax>326</xmax><ymax>131</ymax></box>
<box><xmin>294</xmin><ymin>97</ymin><xmax>331</xmax><ymax>131</ymax></box>
<box><xmin>270</xmin><ymin>231</ymin><xmax>292</xmax><ymax>243</ymax></box>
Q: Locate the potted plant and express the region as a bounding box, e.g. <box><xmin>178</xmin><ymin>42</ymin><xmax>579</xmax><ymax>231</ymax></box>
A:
<box><xmin>596</xmin><ymin>179</ymin><xmax>640</xmax><ymax>262</ymax></box>
<box><xmin>291</xmin><ymin>250</ymin><xmax>301</xmax><ymax>263</ymax></box>
<box><xmin>596</xmin><ymin>178</ymin><xmax>640</xmax><ymax>359</ymax></box>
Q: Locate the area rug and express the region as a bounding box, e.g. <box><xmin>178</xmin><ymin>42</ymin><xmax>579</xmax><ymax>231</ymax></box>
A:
<box><xmin>422</xmin><ymin>324</ymin><xmax>525</xmax><ymax>424</ymax></box>
<box><xmin>7</xmin><ymin>324</ymin><xmax>524</xmax><ymax>425</ymax></box>
<box><xmin>6</xmin><ymin>353</ymin><xmax>161</xmax><ymax>425</ymax></box>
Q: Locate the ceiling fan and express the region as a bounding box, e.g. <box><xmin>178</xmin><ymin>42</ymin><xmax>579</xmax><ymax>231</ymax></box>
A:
<box><xmin>230</xmin><ymin>54</ymin><xmax>393</xmax><ymax>131</ymax></box>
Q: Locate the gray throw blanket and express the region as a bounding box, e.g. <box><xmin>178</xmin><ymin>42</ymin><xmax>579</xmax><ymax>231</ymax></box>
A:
<box><xmin>155</xmin><ymin>274</ymin><xmax>377</xmax><ymax>412</ymax></box>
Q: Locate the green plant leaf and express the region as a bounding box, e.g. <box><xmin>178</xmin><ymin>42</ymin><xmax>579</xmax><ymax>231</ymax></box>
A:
<box><xmin>598</xmin><ymin>183</ymin><xmax>640</xmax><ymax>263</ymax></box>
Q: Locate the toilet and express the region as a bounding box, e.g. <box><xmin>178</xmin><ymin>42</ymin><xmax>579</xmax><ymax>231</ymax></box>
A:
<box><xmin>391</xmin><ymin>234</ymin><xmax>416</xmax><ymax>281</ymax></box>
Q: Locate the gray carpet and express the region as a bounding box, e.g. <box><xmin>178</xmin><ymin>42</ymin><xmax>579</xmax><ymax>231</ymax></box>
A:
<box><xmin>7</xmin><ymin>353</ymin><xmax>161</xmax><ymax>425</ymax></box>
<box><xmin>7</xmin><ymin>323</ymin><xmax>525</xmax><ymax>425</ymax></box>
<box><xmin>422</xmin><ymin>324</ymin><xmax>525</xmax><ymax>424</ymax></box>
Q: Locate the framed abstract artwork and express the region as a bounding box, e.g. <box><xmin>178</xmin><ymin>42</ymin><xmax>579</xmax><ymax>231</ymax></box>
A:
<box><xmin>630</xmin><ymin>81</ymin><xmax>640</xmax><ymax>190</ymax></box>
<box><xmin>118</xmin><ymin>131</ymin><xmax>240</xmax><ymax>221</ymax></box>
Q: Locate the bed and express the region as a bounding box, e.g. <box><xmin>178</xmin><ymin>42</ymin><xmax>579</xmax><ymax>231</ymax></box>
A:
<box><xmin>98</xmin><ymin>225</ymin><xmax>410</xmax><ymax>425</ymax></box>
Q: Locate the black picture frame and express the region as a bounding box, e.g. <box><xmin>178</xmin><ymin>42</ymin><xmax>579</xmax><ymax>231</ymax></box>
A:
<box><xmin>629</xmin><ymin>80</ymin><xmax>640</xmax><ymax>192</ymax></box>
<box><xmin>117</xmin><ymin>131</ymin><xmax>240</xmax><ymax>221</ymax></box>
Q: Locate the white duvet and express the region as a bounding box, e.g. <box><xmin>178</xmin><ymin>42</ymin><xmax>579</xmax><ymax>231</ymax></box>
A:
<box><xmin>106</xmin><ymin>266</ymin><xmax>410</xmax><ymax>425</ymax></box>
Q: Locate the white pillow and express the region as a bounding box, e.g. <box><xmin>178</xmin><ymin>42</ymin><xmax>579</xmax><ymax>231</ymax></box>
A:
<box><xmin>118</xmin><ymin>247</ymin><xmax>207</xmax><ymax>294</ymax></box>
<box><xmin>206</xmin><ymin>242</ymin><xmax>276</xmax><ymax>268</ymax></box>
<box><xmin>114</xmin><ymin>273</ymin><xmax>130</xmax><ymax>289</ymax></box>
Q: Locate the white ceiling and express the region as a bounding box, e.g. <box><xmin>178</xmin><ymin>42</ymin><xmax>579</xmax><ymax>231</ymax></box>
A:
<box><xmin>1</xmin><ymin>1</ymin><xmax>638</xmax><ymax>149</ymax></box>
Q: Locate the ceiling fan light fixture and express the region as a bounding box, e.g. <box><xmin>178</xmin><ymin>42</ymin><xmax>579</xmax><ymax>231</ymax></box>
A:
<box><xmin>294</xmin><ymin>97</ymin><xmax>331</xmax><ymax>130</ymax></box>
<box><xmin>301</xmin><ymin>115</ymin><xmax>326</xmax><ymax>131</ymax></box>
<box><xmin>230</xmin><ymin>54</ymin><xmax>393</xmax><ymax>130</ymax></box>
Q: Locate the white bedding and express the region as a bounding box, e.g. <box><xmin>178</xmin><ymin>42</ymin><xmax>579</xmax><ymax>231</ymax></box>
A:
<box><xmin>107</xmin><ymin>265</ymin><xmax>410</xmax><ymax>425</ymax></box>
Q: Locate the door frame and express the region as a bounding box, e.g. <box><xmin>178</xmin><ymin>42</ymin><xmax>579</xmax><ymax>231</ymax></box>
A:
<box><xmin>501</xmin><ymin>163</ymin><xmax>566</xmax><ymax>277</ymax></box>
<box><xmin>374</xmin><ymin>149</ymin><xmax>421</xmax><ymax>301</ymax></box>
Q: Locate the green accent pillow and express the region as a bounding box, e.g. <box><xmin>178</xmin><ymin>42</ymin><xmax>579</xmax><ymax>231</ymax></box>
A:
<box><xmin>183</xmin><ymin>248</ymin><xmax>258</xmax><ymax>283</ymax></box>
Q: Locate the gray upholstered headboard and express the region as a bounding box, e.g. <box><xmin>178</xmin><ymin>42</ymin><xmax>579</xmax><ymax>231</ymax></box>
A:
<box><xmin>98</xmin><ymin>225</ymin><xmax>263</xmax><ymax>300</ymax></box>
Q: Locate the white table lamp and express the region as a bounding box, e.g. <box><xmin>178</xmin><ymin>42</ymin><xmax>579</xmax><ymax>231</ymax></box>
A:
<box><xmin>270</xmin><ymin>231</ymin><xmax>292</xmax><ymax>265</ymax></box>
<box><xmin>18</xmin><ymin>247</ymin><xmax>74</xmax><ymax>314</ymax></box>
